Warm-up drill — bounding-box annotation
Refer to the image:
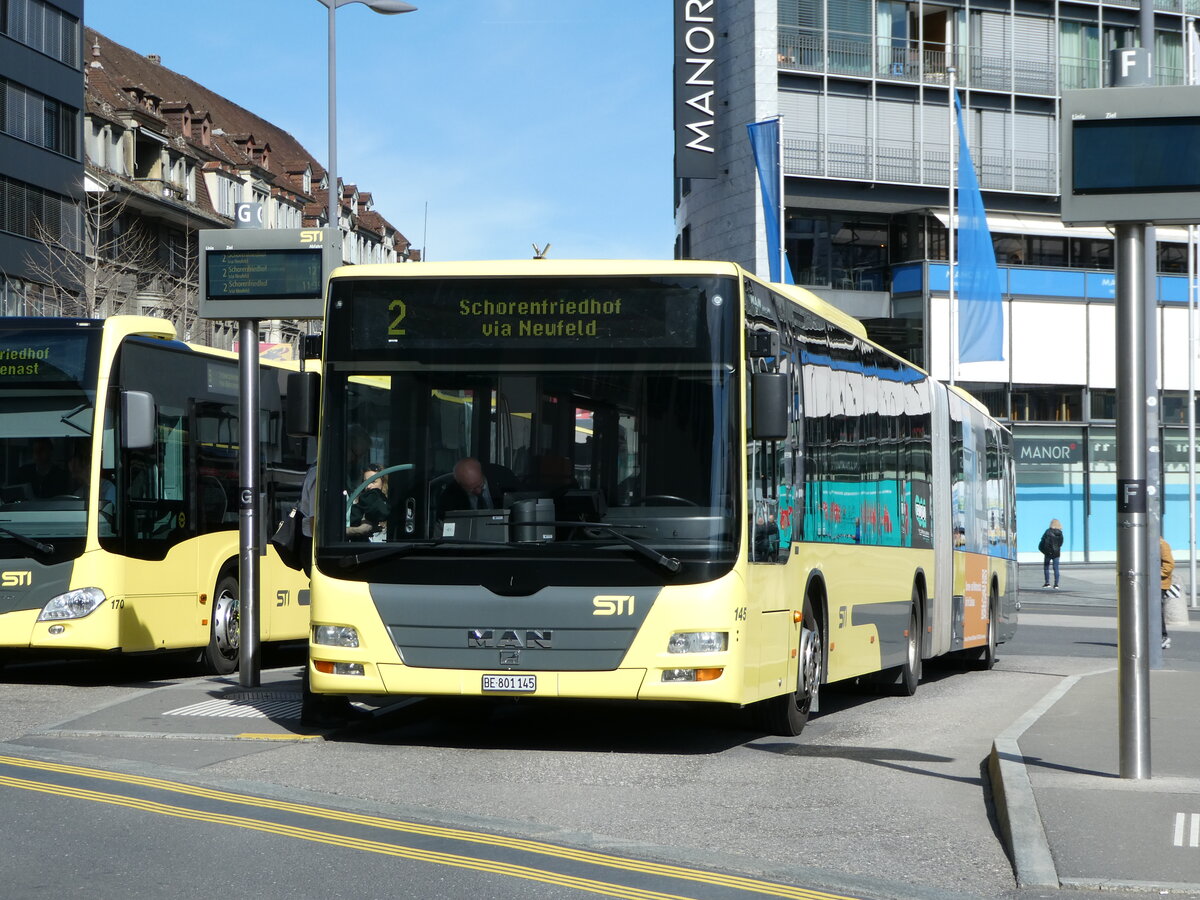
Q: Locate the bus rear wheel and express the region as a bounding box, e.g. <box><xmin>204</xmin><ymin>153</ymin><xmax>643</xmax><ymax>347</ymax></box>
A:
<box><xmin>203</xmin><ymin>574</ymin><xmax>240</xmax><ymax>675</ymax></box>
<box><xmin>974</xmin><ymin>584</ymin><xmax>999</xmax><ymax>671</ymax></box>
<box><xmin>758</xmin><ymin>600</ymin><xmax>822</xmax><ymax>736</ymax></box>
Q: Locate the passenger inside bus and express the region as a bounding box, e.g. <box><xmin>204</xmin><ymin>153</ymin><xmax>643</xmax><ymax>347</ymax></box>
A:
<box><xmin>347</xmin><ymin>463</ymin><xmax>389</xmax><ymax>541</ymax></box>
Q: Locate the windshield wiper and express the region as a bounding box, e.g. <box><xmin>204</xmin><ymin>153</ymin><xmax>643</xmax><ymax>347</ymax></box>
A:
<box><xmin>333</xmin><ymin>524</ymin><xmax>682</xmax><ymax>573</ymax></box>
<box><xmin>514</xmin><ymin>520</ymin><xmax>681</xmax><ymax>572</ymax></box>
<box><xmin>571</xmin><ymin>522</ymin><xmax>682</xmax><ymax>572</ymax></box>
<box><xmin>336</xmin><ymin>538</ymin><xmax>514</xmax><ymax>569</ymax></box>
<box><xmin>60</xmin><ymin>402</ymin><xmax>94</xmax><ymax>436</ymax></box>
<box><xmin>0</xmin><ymin>525</ymin><xmax>54</xmax><ymax>555</ymax></box>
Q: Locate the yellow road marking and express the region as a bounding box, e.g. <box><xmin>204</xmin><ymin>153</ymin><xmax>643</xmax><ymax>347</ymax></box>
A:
<box><xmin>0</xmin><ymin>774</ymin><xmax>683</xmax><ymax>900</ymax></box>
<box><xmin>0</xmin><ymin>755</ymin><xmax>855</xmax><ymax>900</ymax></box>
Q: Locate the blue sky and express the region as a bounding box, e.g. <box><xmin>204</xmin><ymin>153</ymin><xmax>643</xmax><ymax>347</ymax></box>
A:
<box><xmin>83</xmin><ymin>1</ymin><xmax>676</xmax><ymax>262</ymax></box>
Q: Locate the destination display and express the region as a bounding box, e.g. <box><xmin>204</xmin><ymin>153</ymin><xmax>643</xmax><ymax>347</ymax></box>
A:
<box><xmin>0</xmin><ymin>331</ymin><xmax>98</xmax><ymax>386</ymax></box>
<box><xmin>205</xmin><ymin>248</ymin><xmax>323</xmax><ymax>301</ymax></box>
<box><xmin>334</xmin><ymin>276</ymin><xmax>730</xmax><ymax>354</ymax></box>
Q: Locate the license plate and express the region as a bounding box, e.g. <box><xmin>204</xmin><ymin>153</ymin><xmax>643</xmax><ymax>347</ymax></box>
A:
<box><xmin>482</xmin><ymin>673</ymin><xmax>536</xmax><ymax>693</ymax></box>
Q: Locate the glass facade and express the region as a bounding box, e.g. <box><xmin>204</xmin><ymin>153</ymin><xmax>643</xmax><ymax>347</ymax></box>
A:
<box><xmin>1012</xmin><ymin>425</ymin><xmax>1196</xmax><ymax>562</ymax></box>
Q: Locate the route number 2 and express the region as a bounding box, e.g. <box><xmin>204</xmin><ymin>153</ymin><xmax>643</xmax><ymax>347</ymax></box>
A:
<box><xmin>388</xmin><ymin>299</ymin><xmax>407</xmax><ymax>336</ymax></box>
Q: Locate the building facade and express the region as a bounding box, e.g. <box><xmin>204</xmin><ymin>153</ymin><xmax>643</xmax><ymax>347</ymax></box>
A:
<box><xmin>675</xmin><ymin>0</ymin><xmax>1200</xmax><ymax>563</ymax></box>
<box><xmin>0</xmin><ymin>0</ymin><xmax>85</xmax><ymax>317</ymax></box>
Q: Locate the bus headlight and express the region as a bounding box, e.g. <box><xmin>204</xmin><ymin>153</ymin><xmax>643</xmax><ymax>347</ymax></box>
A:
<box><xmin>38</xmin><ymin>587</ymin><xmax>106</xmax><ymax>621</ymax></box>
<box><xmin>667</xmin><ymin>631</ymin><xmax>728</xmax><ymax>653</ymax></box>
<box><xmin>313</xmin><ymin>625</ymin><xmax>360</xmax><ymax>648</ymax></box>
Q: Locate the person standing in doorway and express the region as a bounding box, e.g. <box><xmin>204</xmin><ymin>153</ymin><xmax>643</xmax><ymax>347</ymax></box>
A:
<box><xmin>1039</xmin><ymin>518</ymin><xmax>1064</xmax><ymax>589</ymax></box>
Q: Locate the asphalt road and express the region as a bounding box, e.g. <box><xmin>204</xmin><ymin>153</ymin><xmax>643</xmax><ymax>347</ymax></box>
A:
<box><xmin>0</xmin><ymin>597</ymin><xmax>1191</xmax><ymax>900</ymax></box>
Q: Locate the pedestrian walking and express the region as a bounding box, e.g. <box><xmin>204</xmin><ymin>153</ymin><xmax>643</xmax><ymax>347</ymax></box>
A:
<box><xmin>1160</xmin><ymin>535</ymin><xmax>1175</xmax><ymax>650</ymax></box>
<box><xmin>1038</xmin><ymin>518</ymin><xmax>1064</xmax><ymax>589</ymax></box>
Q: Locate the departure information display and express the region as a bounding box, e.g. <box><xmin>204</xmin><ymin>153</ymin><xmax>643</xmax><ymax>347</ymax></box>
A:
<box><xmin>205</xmin><ymin>249</ymin><xmax>323</xmax><ymax>300</ymax></box>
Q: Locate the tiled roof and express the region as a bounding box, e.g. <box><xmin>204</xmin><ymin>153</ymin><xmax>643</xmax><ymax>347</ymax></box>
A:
<box><xmin>84</xmin><ymin>27</ymin><xmax>409</xmax><ymax>243</ymax></box>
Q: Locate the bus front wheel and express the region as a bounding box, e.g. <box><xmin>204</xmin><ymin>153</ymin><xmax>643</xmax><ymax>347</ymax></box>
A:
<box><xmin>203</xmin><ymin>574</ymin><xmax>240</xmax><ymax>675</ymax></box>
<box><xmin>895</xmin><ymin>597</ymin><xmax>922</xmax><ymax>696</ymax></box>
<box><xmin>757</xmin><ymin>600</ymin><xmax>823</xmax><ymax>737</ymax></box>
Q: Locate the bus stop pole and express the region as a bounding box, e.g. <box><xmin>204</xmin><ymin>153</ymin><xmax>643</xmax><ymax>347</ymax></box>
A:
<box><xmin>1116</xmin><ymin>224</ymin><xmax>1152</xmax><ymax>778</ymax></box>
<box><xmin>238</xmin><ymin>318</ymin><xmax>261</xmax><ymax>687</ymax></box>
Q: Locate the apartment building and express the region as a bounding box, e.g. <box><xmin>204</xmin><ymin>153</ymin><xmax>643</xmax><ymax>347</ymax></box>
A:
<box><xmin>0</xmin><ymin>0</ymin><xmax>85</xmax><ymax>317</ymax></box>
<box><xmin>675</xmin><ymin>0</ymin><xmax>1200</xmax><ymax>562</ymax></box>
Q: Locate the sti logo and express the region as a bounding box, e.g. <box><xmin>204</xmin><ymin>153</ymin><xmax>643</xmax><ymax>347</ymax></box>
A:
<box><xmin>593</xmin><ymin>595</ymin><xmax>635</xmax><ymax>616</ymax></box>
<box><xmin>1</xmin><ymin>571</ymin><xmax>31</xmax><ymax>587</ymax></box>
<box><xmin>299</xmin><ymin>230</ymin><xmax>323</xmax><ymax>244</ymax></box>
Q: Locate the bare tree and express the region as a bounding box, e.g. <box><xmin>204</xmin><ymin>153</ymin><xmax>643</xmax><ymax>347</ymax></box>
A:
<box><xmin>25</xmin><ymin>184</ymin><xmax>192</xmax><ymax>324</ymax></box>
<box><xmin>28</xmin><ymin>185</ymin><xmax>154</xmax><ymax>317</ymax></box>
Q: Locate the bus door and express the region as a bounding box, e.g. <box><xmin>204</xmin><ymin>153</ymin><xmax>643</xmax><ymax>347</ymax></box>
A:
<box><xmin>106</xmin><ymin>345</ymin><xmax>199</xmax><ymax>652</ymax></box>
<box><xmin>744</xmin><ymin>283</ymin><xmax>794</xmax><ymax>698</ymax></box>
<box><xmin>117</xmin><ymin>395</ymin><xmax>199</xmax><ymax>650</ymax></box>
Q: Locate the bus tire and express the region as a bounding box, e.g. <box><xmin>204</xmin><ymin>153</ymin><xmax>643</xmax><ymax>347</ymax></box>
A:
<box><xmin>895</xmin><ymin>596</ymin><xmax>922</xmax><ymax>697</ymax></box>
<box><xmin>974</xmin><ymin>583</ymin><xmax>999</xmax><ymax>671</ymax></box>
<box><xmin>757</xmin><ymin>598</ymin><xmax>823</xmax><ymax>737</ymax></box>
<box><xmin>203</xmin><ymin>574</ymin><xmax>241</xmax><ymax>675</ymax></box>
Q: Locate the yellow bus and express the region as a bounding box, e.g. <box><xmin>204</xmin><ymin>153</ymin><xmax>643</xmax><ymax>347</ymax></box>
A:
<box><xmin>0</xmin><ymin>316</ymin><xmax>310</xmax><ymax>674</ymax></box>
<box><xmin>294</xmin><ymin>260</ymin><xmax>1017</xmax><ymax>734</ymax></box>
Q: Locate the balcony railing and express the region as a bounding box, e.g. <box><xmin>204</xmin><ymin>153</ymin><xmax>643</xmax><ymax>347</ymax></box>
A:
<box><xmin>784</xmin><ymin>136</ymin><xmax>1057</xmax><ymax>194</ymax></box>
<box><xmin>781</xmin><ymin>26</ymin><xmax>1191</xmax><ymax>94</ymax></box>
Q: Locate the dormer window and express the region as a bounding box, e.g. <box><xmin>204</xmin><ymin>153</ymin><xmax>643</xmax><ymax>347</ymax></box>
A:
<box><xmin>303</xmin><ymin>167</ymin><xmax>311</xmax><ymax>194</ymax></box>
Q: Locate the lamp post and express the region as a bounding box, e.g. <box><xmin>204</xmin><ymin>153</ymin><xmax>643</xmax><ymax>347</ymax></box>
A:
<box><xmin>317</xmin><ymin>0</ymin><xmax>416</xmax><ymax>231</ymax></box>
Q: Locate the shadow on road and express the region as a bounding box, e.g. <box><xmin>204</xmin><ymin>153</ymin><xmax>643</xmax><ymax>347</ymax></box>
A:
<box><xmin>0</xmin><ymin>642</ymin><xmax>306</xmax><ymax>689</ymax></box>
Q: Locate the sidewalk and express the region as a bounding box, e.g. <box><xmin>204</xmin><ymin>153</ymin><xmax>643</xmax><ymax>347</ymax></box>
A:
<box><xmin>991</xmin><ymin>565</ymin><xmax>1200</xmax><ymax>894</ymax></box>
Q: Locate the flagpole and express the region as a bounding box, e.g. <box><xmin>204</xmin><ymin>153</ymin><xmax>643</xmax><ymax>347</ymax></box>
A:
<box><xmin>777</xmin><ymin>115</ymin><xmax>786</xmax><ymax>283</ymax></box>
<box><xmin>1188</xmin><ymin>17</ymin><xmax>1198</xmax><ymax>607</ymax></box>
<box><xmin>948</xmin><ymin>67</ymin><xmax>958</xmax><ymax>386</ymax></box>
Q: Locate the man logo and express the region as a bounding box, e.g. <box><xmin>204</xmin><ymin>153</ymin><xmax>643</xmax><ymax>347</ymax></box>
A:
<box><xmin>593</xmin><ymin>595</ymin><xmax>635</xmax><ymax>616</ymax></box>
<box><xmin>1</xmin><ymin>571</ymin><xmax>32</xmax><ymax>587</ymax></box>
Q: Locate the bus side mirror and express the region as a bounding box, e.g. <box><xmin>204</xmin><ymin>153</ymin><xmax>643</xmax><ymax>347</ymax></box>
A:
<box><xmin>302</xmin><ymin>333</ymin><xmax>322</xmax><ymax>360</ymax></box>
<box><xmin>751</xmin><ymin>372</ymin><xmax>788</xmax><ymax>441</ymax></box>
<box><xmin>286</xmin><ymin>371</ymin><xmax>320</xmax><ymax>437</ymax></box>
<box><xmin>121</xmin><ymin>390</ymin><xmax>156</xmax><ymax>449</ymax></box>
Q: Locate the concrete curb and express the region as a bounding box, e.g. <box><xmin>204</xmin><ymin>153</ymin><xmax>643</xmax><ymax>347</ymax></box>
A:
<box><xmin>988</xmin><ymin>736</ymin><xmax>1057</xmax><ymax>889</ymax></box>
<box><xmin>988</xmin><ymin>666</ymin><xmax>1115</xmax><ymax>889</ymax></box>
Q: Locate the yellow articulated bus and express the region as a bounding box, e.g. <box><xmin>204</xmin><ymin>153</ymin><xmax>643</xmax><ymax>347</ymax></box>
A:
<box><xmin>293</xmin><ymin>259</ymin><xmax>1016</xmax><ymax>734</ymax></box>
<box><xmin>0</xmin><ymin>316</ymin><xmax>310</xmax><ymax>674</ymax></box>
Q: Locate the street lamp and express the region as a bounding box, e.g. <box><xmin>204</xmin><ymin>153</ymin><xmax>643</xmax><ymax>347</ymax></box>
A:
<box><xmin>316</xmin><ymin>0</ymin><xmax>417</xmax><ymax>231</ymax></box>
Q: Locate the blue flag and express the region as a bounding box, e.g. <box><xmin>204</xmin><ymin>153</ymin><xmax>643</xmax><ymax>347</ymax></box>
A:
<box><xmin>747</xmin><ymin>119</ymin><xmax>794</xmax><ymax>284</ymax></box>
<box><xmin>953</xmin><ymin>93</ymin><xmax>1004</xmax><ymax>362</ymax></box>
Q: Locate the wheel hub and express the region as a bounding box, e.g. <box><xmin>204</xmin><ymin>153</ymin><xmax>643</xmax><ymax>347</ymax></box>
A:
<box><xmin>212</xmin><ymin>590</ymin><xmax>241</xmax><ymax>657</ymax></box>
<box><xmin>799</xmin><ymin>624</ymin><xmax>821</xmax><ymax>703</ymax></box>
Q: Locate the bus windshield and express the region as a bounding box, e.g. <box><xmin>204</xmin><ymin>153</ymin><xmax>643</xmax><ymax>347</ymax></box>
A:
<box><xmin>0</xmin><ymin>324</ymin><xmax>104</xmax><ymax>556</ymax></box>
<box><xmin>319</xmin><ymin>274</ymin><xmax>739</xmax><ymax>583</ymax></box>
